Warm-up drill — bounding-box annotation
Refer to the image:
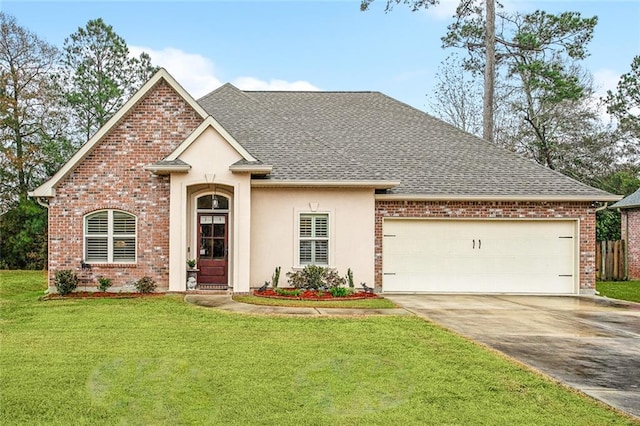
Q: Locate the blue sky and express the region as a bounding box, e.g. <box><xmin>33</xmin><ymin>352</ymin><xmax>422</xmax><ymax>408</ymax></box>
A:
<box><xmin>3</xmin><ymin>0</ymin><xmax>639</xmax><ymax>112</ymax></box>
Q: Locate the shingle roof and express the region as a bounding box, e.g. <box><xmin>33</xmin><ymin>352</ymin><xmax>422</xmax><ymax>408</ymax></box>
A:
<box><xmin>197</xmin><ymin>84</ymin><xmax>617</xmax><ymax>199</ymax></box>
<box><xmin>611</xmin><ymin>187</ymin><xmax>640</xmax><ymax>209</ymax></box>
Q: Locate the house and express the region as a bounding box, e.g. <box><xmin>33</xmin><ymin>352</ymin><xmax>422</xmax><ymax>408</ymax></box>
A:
<box><xmin>30</xmin><ymin>69</ymin><xmax>620</xmax><ymax>294</ymax></box>
<box><xmin>611</xmin><ymin>187</ymin><xmax>640</xmax><ymax>279</ymax></box>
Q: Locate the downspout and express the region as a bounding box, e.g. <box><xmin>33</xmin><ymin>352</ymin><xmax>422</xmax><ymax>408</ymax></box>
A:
<box><xmin>35</xmin><ymin>197</ymin><xmax>50</xmax><ymax>209</ymax></box>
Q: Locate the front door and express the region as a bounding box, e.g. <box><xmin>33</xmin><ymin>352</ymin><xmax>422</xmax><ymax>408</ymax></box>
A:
<box><xmin>197</xmin><ymin>213</ymin><xmax>228</xmax><ymax>287</ymax></box>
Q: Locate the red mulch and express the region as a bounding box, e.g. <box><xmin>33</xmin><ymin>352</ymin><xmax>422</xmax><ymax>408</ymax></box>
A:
<box><xmin>253</xmin><ymin>288</ymin><xmax>378</xmax><ymax>300</ymax></box>
<box><xmin>43</xmin><ymin>291</ymin><xmax>164</xmax><ymax>300</ymax></box>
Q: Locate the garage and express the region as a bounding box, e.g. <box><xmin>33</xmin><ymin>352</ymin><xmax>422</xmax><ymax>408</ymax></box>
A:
<box><xmin>382</xmin><ymin>219</ymin><xmax>577</xmax><ymax>294</ymax></box>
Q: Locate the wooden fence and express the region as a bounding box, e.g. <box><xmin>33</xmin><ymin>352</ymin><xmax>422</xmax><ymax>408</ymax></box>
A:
<box><xmin>596</xmin><ymin>240</ymin><xmax>626</xmax><ymax>281</ymax></box>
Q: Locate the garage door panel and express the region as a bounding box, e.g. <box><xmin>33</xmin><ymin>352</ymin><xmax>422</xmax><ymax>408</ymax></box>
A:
<box><xmin>383</xmin><ymin>220</ymin><xmax>576</xmax><ymax>294</ymax></box>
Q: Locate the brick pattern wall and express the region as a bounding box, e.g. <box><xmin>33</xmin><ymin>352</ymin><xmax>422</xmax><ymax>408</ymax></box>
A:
<box><xmin>622</xmin><ymin>210</ymin><xmax>640</xmax><ymax>279</ymax></box>
<box><xmin>374</xmin><ymin>200</ymin><xmax>596</xmax><ymax>291</ymax></box>
<box><xmin>48</xmin><ymin>80</ymin><xmax>202</xmax><ymax>291</ymax></box>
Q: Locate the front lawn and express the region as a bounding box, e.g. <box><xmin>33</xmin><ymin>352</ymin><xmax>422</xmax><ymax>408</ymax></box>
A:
<box><xmin>1</xmin><ymin>271</ymin><xmax>636</xmax><ymax>425</ymax></box>
<box><xmin>597</xmin><ymin>280</ymin><xmax>640</xmax><ymax>303</ymax></box>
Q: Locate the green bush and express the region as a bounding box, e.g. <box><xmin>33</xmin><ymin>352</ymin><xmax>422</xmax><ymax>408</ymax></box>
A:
<box><xmin>134</xmin><ymin>276</ymin><xmax>156</xmax><ymax>293</ymax></box>
<box><xmin>287</xmin><ymin>265</ymin><xmax>347</xmax><ymax>290</ymax></box>
<box><xmin>53</xmin><ymin>269</ymin><xmax>78</xmax><ymax>295</ymax></box>
<box><xmin>329</xmin><ymin>286</ymin><xmax>352</xmax><ymax>297</ymax></box>
<box><xmin>275</xmin><ymin>288</ymin><xmax>301</xmax><ymax>297</ymax></box>
<box><xmin>97</xmin><ymin>276</ymin><xmax>112</xmax><ymax>292</ymax></box>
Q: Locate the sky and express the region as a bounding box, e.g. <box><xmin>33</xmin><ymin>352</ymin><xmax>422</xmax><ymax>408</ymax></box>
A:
<box><xmin>2</xmin><ymin>0</ymin><xmax>639</xmax><ymax>113</ymax></box>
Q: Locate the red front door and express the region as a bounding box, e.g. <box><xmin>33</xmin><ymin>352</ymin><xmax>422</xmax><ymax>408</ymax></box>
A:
<box><xmin>197</xmin><ymin>213</ymin><xmax>228</xmax><ymax>287</ymax></box>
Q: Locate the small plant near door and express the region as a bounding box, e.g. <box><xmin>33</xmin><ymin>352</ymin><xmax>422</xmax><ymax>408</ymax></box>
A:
<box><xmin>186</xmin><ymin>259</ymin><xmax>197</xmax><ymax>269</ymax></box>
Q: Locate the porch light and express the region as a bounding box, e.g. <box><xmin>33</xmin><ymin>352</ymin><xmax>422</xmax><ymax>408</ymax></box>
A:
<box><xmin>213</xmin><ymin>195</ymin><xmax>219</xmax><ymax>209</ymax></box>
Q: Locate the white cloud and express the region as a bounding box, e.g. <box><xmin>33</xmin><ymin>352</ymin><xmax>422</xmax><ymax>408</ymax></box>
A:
<box><xmin>130</xmin><ymin>46</ymin><xmax>222</xmax><ymax>98</ymax></box>
<box><xmin>130</xmin><ymin>45</ymin><xmax>319</xmax><ymax>97</ymax></box>
<box><xmin>593</xmin><ymin>68</ymin><xmax>620</xmax><ymax>99</ymax></box>
<box><xmin>232</xmin><ymin>77</ymin><xmax>319</xmax><ymax>91</ymax></box>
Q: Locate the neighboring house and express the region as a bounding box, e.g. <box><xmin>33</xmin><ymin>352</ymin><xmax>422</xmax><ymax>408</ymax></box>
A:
<box><xmin>30</xmin><ymin>69</ymin><xmax>620</xmax><ymax>294</ymax></box>
<box><xmin>611</xmin><ymin>187</ymin><xmax>640</xmax><ymax>279</ymax></box>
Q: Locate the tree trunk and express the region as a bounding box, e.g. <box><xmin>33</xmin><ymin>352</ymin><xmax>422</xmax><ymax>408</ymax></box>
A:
<box><xmin>483</xmin><ymin>0</ymin><xmax>496</xmax><ymax>142</ymax></box>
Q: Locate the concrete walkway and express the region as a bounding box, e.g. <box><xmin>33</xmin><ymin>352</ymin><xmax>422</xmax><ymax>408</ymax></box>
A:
<box><xmin>183</xmin><ymin>294</ymin><xmax>412</xmax><ymax>316</ymax></box>
<box><xmin>384</xmin><ymin>294</ymin><xmax>640</xmax><ymax>420</ymax></box>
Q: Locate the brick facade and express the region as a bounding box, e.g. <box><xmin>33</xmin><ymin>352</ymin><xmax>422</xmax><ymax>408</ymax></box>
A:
<box><xmin>374</xmin><ymin>200</ymin><xmax>596</xmax><ymax>292</ymax></box>
<box><xmin>621</xmin><ymin>209</ymin><xmax>640</xmax><ymax>279</ymax></box>
<box><xmin>48</xmin><ymin>80</ymin><xmax>202</xmax><ymax>291</ymax></box>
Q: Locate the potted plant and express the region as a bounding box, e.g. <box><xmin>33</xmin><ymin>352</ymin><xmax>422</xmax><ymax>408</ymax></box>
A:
<box><xmin>186</xmin><ymin>259</ymin><xmax>198</xmax><ymax>290</ymax></box>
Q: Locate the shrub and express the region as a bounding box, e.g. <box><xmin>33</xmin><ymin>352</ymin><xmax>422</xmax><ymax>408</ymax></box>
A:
<box><xmin>134</xmin><ymin>276</ymin><xmax>156</xmax><ymax>293</ymax></box>
<box><xmin>272</xmin><ymin>266</ymin><xmax>281</xmax><ymax>288</ymax></box>
<box><xmin>329</xmin><ymin>287</ymin><xmax>352</xmax><ymax>297</ymax></box>
<box><xmin>326</xmin><ymin>269</ymin><xmax>346</xmax><ymax>289</ymax></box>
<box><xmin>54</xmin><ymin>270</ymin><xmax>78</xmax><ymax>295</ymax></box>
<box><xmin>287</xmin><ymin>265</ymin><xmax>346</xmax><ymax>290</ymax></box>
<box><xmin>97</xmin><ymin>276</ymin><xmax>112</xmax><ymax>292</ymax></box>
<box><xmin>275</xmin><ymin>288</ymin><xmax>301</xmax><ymax>297</ymax></box>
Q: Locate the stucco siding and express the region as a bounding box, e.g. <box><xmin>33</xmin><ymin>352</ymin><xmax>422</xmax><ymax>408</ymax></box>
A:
<box><xmin>250</xmin><ymin>188</ymin><xmax>375</xmax><ymax>288</ymax></box>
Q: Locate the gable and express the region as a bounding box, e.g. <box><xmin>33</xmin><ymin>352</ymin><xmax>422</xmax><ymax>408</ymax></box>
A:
<box><xmin>30</xmin><ymin>69</ymin><xmax>207</xmax><ymax>197</ymax></box>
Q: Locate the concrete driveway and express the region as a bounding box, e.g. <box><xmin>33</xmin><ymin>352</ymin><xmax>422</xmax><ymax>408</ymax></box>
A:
<box><xmin>384</xmin><ymin>294</ymin><xmax>640</xmax><ymax>419</ymax></box>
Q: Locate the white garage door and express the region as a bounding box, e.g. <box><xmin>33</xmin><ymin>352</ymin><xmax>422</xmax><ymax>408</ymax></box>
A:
<box><xmin>383</xmin><ymin>219</ymin><xmax>576</xmax><ymax>294</ymax></box>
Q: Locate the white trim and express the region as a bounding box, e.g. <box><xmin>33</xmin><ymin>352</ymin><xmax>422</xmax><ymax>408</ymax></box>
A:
<box><xmin>374</xmin><ymin>193</ymin><xmax>622</xmax><ymax>202</ymax></box>
<box><xmin>229</xmin><ymin>164</ymin><xmax>273</xmax><ymax>174</ymax></box>
<box><xmin>144</xmin><ymin>164</ymin><xmax>191</xmax><ymax>174</ymax></box>
<box><xmin>252</xmin><ymin>180</ymin><xmax>400</xmax><ymax>189</ymax></box>
<box><xmin>165</xmin><ymin>116</ymin><xmax>257</xmax><ymax>163</ymax></box>
<box><xmin>84</xmin><ymin>209</ymin><xmax>137</xmax><ymax>264</ymax></box>
<box><xmin>29</xmin><ymin>68</ymin><xmax>208</xmax><ymax>198</ymax></box>
<box><xmin>293</xmin><ymin>209</ymin><xmax>334</xmax><ymax>268</ymax></box>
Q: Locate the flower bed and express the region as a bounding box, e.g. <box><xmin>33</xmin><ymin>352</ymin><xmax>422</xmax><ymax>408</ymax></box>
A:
<box><xmin>43</xmin><ymin>291</ymin><xmax>164</xmax><ymax>300</ymax></box>
<box><xmin>253</xmin><ymin>288</ymin><xmax>377</xmax><ymax>301</ymax></box>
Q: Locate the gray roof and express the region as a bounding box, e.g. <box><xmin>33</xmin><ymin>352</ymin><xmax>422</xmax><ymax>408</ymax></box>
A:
<box><xmin>611</xmin><ymin>187</ymin><xmax>640</xmax><ymax>209</ymax></box>
<box><xmin>197</xmin><ymin>84</ymin><xmax>616</xmax><ymax>199</ymax></box>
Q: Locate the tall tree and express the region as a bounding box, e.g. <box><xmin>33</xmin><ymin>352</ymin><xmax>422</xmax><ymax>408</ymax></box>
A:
<box><xmin>0</xmin><ymin>12</ymin><xmax>71</xmax><ymax>209</ymax></box>
<box><xmin>443</xmin><ymin>7</ymin><xmax>598</xmax><ymax>164</ymax></box>
<box><xmin>361</xmin><ymin>0</ymin><xmax>499</xmax><ymax>141</ymax></box>
<box><xmin>57</xmin><ymin>18</ymin><xmax>157</xmax><ymax>142</ymax></box>
<box><xmin>605</xmin><ymin>55</ymin><xmax>640</xmax><ymax>164</ymax></box>
<box><xmin>0</xmin><ymin>13</ymin><xmax>72</xmax><ymax>269</ymax></box>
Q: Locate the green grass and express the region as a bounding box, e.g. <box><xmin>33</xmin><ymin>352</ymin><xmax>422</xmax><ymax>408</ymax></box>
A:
<box><xmin>597</xmin><ymin>280</ymin><xmax>640</xmax><ymax>303</ymax></box>
<box><xmin>233</xmin><ymin>294</ymin><xmax>398</xmax><ymax>308</ymax></box>
<box><xmin>1</xmin><ymin>271</ymin><xmax>637</xmax><ymax>425</ymax></box>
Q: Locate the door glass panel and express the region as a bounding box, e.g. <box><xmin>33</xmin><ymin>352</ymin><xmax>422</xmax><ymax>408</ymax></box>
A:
<box><xmin>213</xmin><ymin>240</ymin><xmax>225</xmax><ymax>258</ymax></box>
<box><xmin>200</xmin><ymin>239</ymin><xmax>212</xmax><ymax>258</ymax></box>
<box><xmin>201</xmin><ymin>223</ymin><xmax>212</xmax><ymax>237</ymax></box>
<box><xmin>213</xmin><ymin>223</ymin><xmax>225</xmax><ymax>238</ymax></box>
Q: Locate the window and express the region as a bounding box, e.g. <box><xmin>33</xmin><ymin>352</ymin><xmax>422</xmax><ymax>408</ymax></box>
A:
<box><xmin>299</xmin><ymin>214</ymin><xmax>329</xmax><ymax>265</ymax></box>
<box><xmin>84</xmin><ymin>210</ymin><xmax>136</xmax><ymax>263</ymax></box>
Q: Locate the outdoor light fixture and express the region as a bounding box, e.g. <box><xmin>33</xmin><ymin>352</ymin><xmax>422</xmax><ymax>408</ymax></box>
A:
<box><xmin>213</xmin><ymin>195</ymin><xmax>219</xmax><ymax>209</ymax></box>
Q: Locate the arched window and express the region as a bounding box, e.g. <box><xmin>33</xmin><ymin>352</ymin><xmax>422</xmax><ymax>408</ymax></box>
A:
<box><xmin>84</xmin><ymin>210</ymin><xmax>137</xmax><ymax>263</ymax></box>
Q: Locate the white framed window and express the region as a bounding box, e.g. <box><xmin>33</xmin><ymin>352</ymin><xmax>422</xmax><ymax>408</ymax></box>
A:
<box><xmin>84</xmin><ymin>210</ymin><xmax>137</xmax><ymax>263</ymax></box>
<box><xmin>299</xmin><ymin>213</ymin><xmax>329</xmax><ymax>265</ymax></box>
